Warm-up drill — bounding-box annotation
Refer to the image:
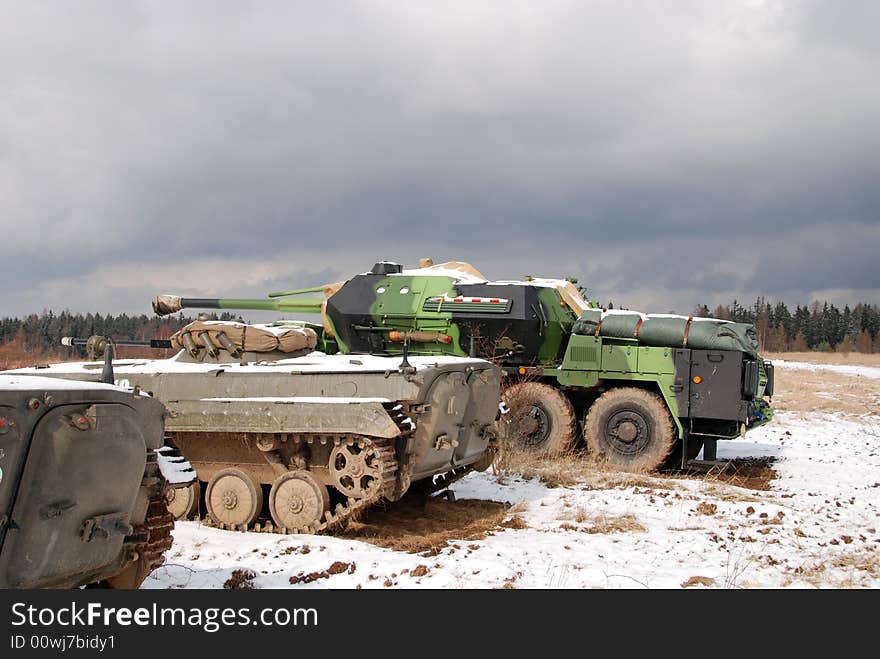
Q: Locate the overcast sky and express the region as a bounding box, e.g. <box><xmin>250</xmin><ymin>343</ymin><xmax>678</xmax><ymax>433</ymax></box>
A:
<box><xmin>1</xmin><ymin>0</ymin><xmax>878</xmax><ymax>318</ymax></box>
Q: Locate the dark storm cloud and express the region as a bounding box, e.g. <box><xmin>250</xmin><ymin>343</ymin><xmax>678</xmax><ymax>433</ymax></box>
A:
<box><xmin>1</xmin><ymin>0</ymin><xmax>878</xmax><ymax>316</ymax></box>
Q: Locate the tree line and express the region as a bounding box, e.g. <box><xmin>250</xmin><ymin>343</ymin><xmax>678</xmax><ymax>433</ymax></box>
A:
<box><xmin>1</xmin><ymin>299</ymin><xmax>879</xmax><ymax>366</ymax></box>
<box><xmin>0</xmin><ymin>310</ymin><xmax>237</xmax><ymax>368</ymax></box>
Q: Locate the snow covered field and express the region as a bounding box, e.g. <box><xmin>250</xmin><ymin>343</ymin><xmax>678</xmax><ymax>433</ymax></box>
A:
<box><xmin>144</xmin><ymin>362</ymin><xmax>880</xmax><ymax>589</ymax></box>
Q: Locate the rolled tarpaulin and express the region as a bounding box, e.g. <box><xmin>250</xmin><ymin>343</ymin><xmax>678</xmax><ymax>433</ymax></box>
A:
<box><xmin>572</xmin><ymin>310</ymin><xmax>759</xmax><ymax>357</ymax></box>
<box><xmin>171</xmin><ymin>320</ymin><xmax>317</xmax><ymax>354</ymax></box>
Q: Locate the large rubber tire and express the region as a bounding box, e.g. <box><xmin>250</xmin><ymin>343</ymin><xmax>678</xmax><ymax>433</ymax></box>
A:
<box><xmin>205</xmin><ymin>468</ymin><xmax>263</xmax><ymax>529</ymax></box>
<box><xmin>502</xmin><ymin>382</ymin><xmax>578</xmax><ymax>456</ymax></box>
<box><xmin>584</xmin><ymin>387</ymin><xmax>676</xmax><ymax>472</ymax></box>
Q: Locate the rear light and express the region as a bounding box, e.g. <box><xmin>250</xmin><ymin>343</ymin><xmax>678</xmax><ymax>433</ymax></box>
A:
<box><xmin>67</xmin><ymin>414</ymin><xmax>91</xmax><ymax>431</ymax></box>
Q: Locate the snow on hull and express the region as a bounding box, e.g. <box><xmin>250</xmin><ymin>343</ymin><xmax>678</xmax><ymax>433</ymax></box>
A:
<box><xmin>4</xmin><ymin>352</ymin><xmax>489</xmax><ymax>378</ymax></box>
<box><xmin>0</xmin><ymin>374</ymin><xmax>124</xmax><ymax>392</ymax></box>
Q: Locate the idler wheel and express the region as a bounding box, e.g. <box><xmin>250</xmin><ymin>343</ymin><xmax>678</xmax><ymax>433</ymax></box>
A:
<box><xmin>205</xmin><ymin>468</ymin><xmax>263</xmax><ymax>528</ymax></box>
<box><xmin>269</xmin><ymin>471</ymin><xmax>330</xmax><ymax>531</ymax></box>
<box><xmin>165</xmin><ymin>481</ymin><xmax>200</xmax><ymax>520</ymax></box>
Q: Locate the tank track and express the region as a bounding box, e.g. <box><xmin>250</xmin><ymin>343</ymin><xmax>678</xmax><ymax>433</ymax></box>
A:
<box><xmin>200</xmin><ymin>433</ymin><xmax>483</xmax><ymax>535</ymax></box>
<box><xmin>103</xmin><ymin>456</ymin><xmax>175</xmax><ymax>588</ymax></box>
<box><xmin>138</xmin><ymin>494</ymin><xmax>175</xmax><ymax>573</ymax></box>
<box><xmin>203</xmin><ymin>434</ymin><xmax>408</xmax><ymax>535</ymax></box>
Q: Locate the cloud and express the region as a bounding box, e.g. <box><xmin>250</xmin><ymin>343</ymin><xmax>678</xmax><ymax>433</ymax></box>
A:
<box><xmin>0</xmin><ymin>0</ymin><xmax>878</xmax><ymax>317</ymax></box>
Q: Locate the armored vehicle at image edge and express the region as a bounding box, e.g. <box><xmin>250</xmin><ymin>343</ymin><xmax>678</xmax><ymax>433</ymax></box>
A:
<box><xmin>8</xmin><ymin>321</ymin><xmax>502</xmax><ymax>533</ymax></box>
<box><xmin>0</xmin><ymin>375</ymin><xmax>194</xmax><ymax>588</ymax></box>
<box><xmin>153</xmin><ymin>259</ymin><xmax>774</xmax><ymax>471</ymax></box>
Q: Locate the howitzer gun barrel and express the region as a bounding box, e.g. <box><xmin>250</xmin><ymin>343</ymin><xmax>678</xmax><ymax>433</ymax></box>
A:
<box><xmin>152</xmin><ymin>294</ymin><xmax>324</xmax><ymax>317</ymax></box>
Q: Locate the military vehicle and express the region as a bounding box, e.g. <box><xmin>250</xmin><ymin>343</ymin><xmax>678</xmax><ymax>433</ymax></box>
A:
<box><xmin>152</xmin><ymin>260</ymin><xmax>774</xmax><ymax>471</ymax></box>
<box><xmin>8</xmin><ymin>320</ymin><xmax>503</xmax><ymax>533</ymax></box>
<box><xmin>0</xmin><ymin>374</ymin><xmax>189</xmax><ymax>589</ymax></box>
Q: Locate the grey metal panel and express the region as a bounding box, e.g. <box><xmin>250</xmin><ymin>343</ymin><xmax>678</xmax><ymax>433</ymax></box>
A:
<box><xmin>166</xmin><ymin>400</ymin><xmax>401</xmax><ymax>437</ymax></box>
<box><xmin>689</xmin><ymin>350</ymin><xmax>745</xmax><ymax>421</ymax></box>
<box><xmin>1</xmin><ymin>403</ymin><xmax>146</xmax><ymax>589</ymax></box>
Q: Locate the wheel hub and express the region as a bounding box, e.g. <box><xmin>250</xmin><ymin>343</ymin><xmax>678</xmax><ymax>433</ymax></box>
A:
<box><xmin>287</xmin><ymin>495</ymin><xmax>304</xmax><ymax>514</ymax></box>
<box><xmin>617</xmin><ymin>421</ymin><xmax>638</xmax><ymax>443</ymax></box>
<box><xmin>513</xmin><ymin>405</ymin><xmax>551</xmax><ymax>447</ymax></box>
<box><xmin>222</xmin><ymin>490</ymin><xmax>238</xmax><ymax>510</ymax></box>
<box><xmin>606</xmin><ymin>410</ymin><xmax>650</xmax><ymax>455</ymax></box>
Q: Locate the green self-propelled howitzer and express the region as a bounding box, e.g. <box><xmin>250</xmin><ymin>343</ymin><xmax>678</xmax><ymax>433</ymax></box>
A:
<box><xmin>153</xmin><ymin>260</ymin><xmax>775</xmax><ymax>471</ymax></box>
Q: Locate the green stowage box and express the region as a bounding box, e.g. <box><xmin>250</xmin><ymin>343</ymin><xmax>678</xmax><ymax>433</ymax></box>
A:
<box><xmin>572</xmin><ymin>310</ymin><xmax>759</xmax><ymax>357</ymax></box>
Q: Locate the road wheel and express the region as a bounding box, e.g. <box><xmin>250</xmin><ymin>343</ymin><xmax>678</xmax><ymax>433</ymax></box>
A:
<box><xmin>502</xmin><ymin>382</ymin><xmax>578</xmax><ymax>456</ymax></box>
<box><xmin>584</xmin><ymin>387</ymin><xmax>676</xmax><ymax>471</ymax></box>
<box><xmin>205</xmin><ymin>468</ymin><xmax>263</xmax><ymax>529</ymax></box>
<box><xmin>165</xmin><ymin>481</ymin><xmax>200</xmax><ymax>520</ymax></box>
<box><xmin>269</xmin><ymin>471</ymin><xmax>330</xmax><ymax>532</ymax></box>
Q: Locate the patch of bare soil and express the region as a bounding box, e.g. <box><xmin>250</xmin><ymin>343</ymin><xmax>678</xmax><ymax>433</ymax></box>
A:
<box><xmin>223</xmin><ymin>569</ymin><xmax>256</xmax><ymax>590</ymax></box>
<box><xmin>289</xmin><ymin>561</ymin><xmax>355</xmax><ymax>584</ymax></box>
<box><xmin>341</xmin><ymin>493</ymin><xmax>510</xmax><ymax>553</ymax></box>
<box><xmin>680</xmin><ymin>457</ymin><xmax>778</xmax><ymax>491</ymax></box>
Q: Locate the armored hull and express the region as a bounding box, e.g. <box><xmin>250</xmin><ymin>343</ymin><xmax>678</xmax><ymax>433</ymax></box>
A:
<box><xmin>8</xmin><ymin>348</ymin><xmax>502</xmax><ymax>534</ymax></box>
<box><xmin>0</xmin><ymin>375</ymin><xmax>183</xmax><ymax>588</ymax></box>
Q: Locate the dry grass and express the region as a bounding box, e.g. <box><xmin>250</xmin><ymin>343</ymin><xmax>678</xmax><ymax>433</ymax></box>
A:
<box><xmin>495</xmin><ymin>447</ymin><xmax>602</xmax><ymax>488</ymax></box>
<box><xmin>340</xmin><ymin>493</ymin><xmax>510</xmax><ymax>553</ymax></box>
<box><xmin>681</xmin><ymin>575</ymin><xmax>715</xmax><ymax>588</ymax></box>
<box><xmin>768</xmin><ymin>365</ymin><xmax>880</xmax><ymax>416</ymax></box>
<box><xmin>560</xmin><ymin>512</ymin><xmax>646</xmax><ymax>534</ymax></box>
<box><xmin>785</xmin><ymin>550</ymin><xmax>880</xmax><ymax>587</ymax></box>
<box><xmin>498</xmin><ymin>445</ymin><xmax>777</xmax><ymax>493</ymax></box>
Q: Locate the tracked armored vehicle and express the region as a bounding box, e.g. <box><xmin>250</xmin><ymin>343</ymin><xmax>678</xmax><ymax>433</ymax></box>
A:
<box><xmin>153</xmin><ymin>260</ymin><xmax>774</xmax><ymax>471</ymax></box>
<box><xmin>8</xmin><ymin>321</ymin><xmax>502</xmax><ymax>533</ymax></box>
<box><xmin>0</xmin><ymin>375</ymin><xmax>187</xmax><ymax>589</ymax></box>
